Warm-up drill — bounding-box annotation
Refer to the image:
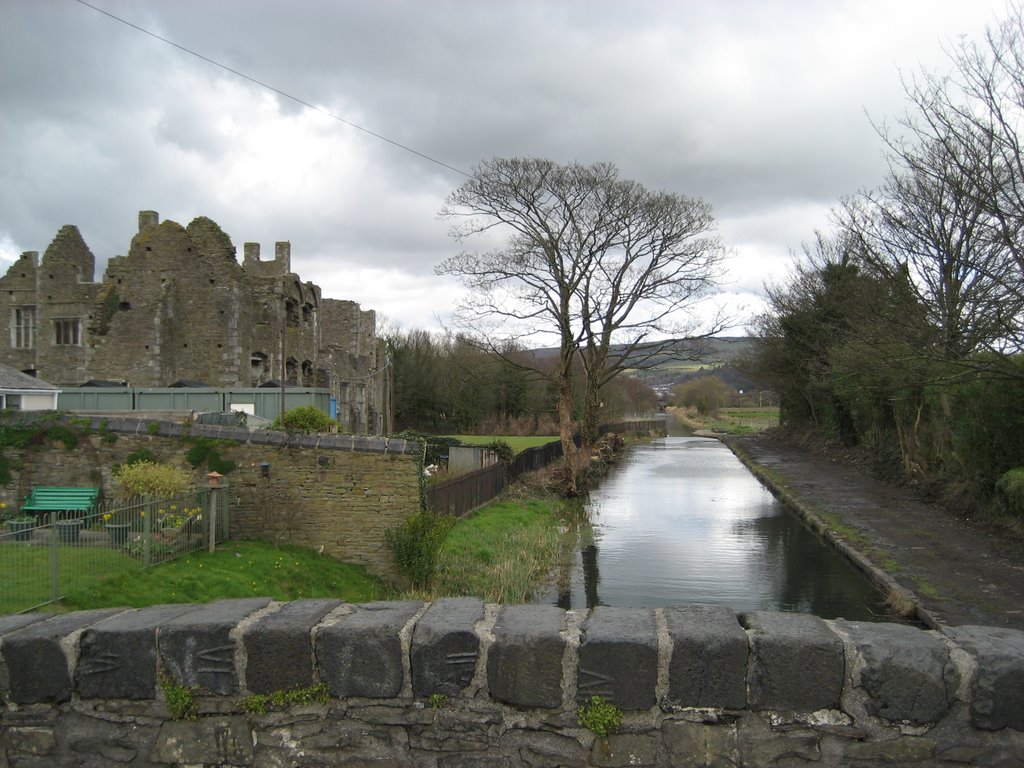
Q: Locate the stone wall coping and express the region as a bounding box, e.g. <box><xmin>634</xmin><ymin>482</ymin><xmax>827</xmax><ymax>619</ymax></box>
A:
<box><xmin>1</xmin><ymin>600</ymin><xmax>1021</xmax><ymax>735</ymax></box>
<box><xmin>0</xmin><ymin>412</ymin><xmax>420</xmax><ymax>456</ymax></box>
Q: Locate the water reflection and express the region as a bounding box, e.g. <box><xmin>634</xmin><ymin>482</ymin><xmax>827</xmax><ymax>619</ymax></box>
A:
<box><xmin>537</xmin><ymin>436</ymin><xmax>883</xmax><ymax>619</ymax></box>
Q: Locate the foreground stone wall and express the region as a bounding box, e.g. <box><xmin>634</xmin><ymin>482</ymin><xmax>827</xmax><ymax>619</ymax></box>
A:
<box><xmin>0</xmin><ymin>415</ymin><xmax>421</xmax><ymax>579</ymax></box>
<box><xmin>1</xmin><ymin>599</ymin><xmax>1021</xmax><ymax>767</ymax></box>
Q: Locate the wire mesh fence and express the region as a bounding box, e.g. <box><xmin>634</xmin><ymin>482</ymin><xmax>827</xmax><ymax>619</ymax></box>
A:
<box><xmin>0</xmin><ymin>486</ymin><xmax>230</xmax><ymax>615</ymax></box>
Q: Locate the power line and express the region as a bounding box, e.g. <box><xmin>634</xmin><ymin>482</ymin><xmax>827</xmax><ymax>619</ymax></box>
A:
<box><xmin>73</xmin><ymin>0</ymin><xmax>469</xmax><ymax>178</ymax></box>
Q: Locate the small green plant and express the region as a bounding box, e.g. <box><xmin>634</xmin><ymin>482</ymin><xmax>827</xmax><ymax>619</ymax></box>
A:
<box><xmin>125</xmin><ymin>448</ymin><xmax>159</xmax><ymax>466</ymax></box>
<box><xmin>159</xmin><ymin>672</ymin><xmax>198</xmax><ymax>720</ymax></box>
<box><xmin>147</xmin><ymin>421</ymin><xmax>160</xmax><ymax>436</ymax></box>
<box><xmin>577</xmin><ymin>695</ymin><xmax>622</xmax><ymax>739</ymax></box>
<box><xmin>240</xmin><ymin>683</ymin><xmax>330</xmax><ymax>715</ymax></box>
<box><xmin>385</xmin><ymin>509</ymin><xmax>456</xmax><ymax>589</ymax></box>
<box><xmin>428</xmin><ymin>692</ymin><xmax>447</xmax><ymax>709</ymax></box>
<box><xmin>185</xmin><ymin>437</ymin><xmax>237</xmax><ymax>475</ymax></box>
<box><xmin>45</xmin><ymin>424</ymin><xmax>79</xmax><ymax>449</ymax></box>
<box><xmin>272</xmin><ymin>405</ymin><xmax>337</xmax><ymax>434</ymax></box>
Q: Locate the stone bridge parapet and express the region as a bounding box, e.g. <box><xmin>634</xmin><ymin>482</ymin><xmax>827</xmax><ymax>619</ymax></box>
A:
<box><xmin>1</xmin><ymin>599</ymin><xmax>1022</xmax><ymax>766</ymax></box>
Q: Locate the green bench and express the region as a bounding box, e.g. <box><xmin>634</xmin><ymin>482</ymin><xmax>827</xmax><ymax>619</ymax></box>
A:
<box><xmin>21</xmin><ymin>487</ymin><xmax>100</xmax><ymax>519</ymax></box>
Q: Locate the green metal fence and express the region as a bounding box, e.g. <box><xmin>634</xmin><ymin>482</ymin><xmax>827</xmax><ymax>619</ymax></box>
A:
<box><xmin>0</xmin><ymin>486</ymin><xmax>229</xmax><ymax>615</ymax></box>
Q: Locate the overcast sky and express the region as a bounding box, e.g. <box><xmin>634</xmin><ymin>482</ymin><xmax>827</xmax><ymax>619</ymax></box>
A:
<box><xmin>0</xmin><ymin>0</ymin><xmax>1010</xmax><ymax>336</ymax></box>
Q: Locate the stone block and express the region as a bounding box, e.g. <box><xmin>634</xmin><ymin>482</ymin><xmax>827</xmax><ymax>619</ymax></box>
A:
<box><xmin>948</xmin><ymin>625</ymin><xmax>1024</xmax><ymax>731</ymax></box>
<box><xmin>316</xmin><ymin>601</ymin><xmax>423</xmax><ymax>698</ymax></box>
<box><xmin>497</xmin><ymin>728</ymin><xmax>585</xmax><ymax>767</ymax></box>
<box><xmin>158</xmin><ymin>598</ymin><xmax>270</xmax><ymax>694</ymax></box>
<box><xmin>411</xmin><ymin>597</ymin><xmax>484</xmax><ymax>697</ymax></box>
<box><xmin>2</xmin><ymin>608</ymin><xmax>123</xmax><ymax>704</ymax></box>
<box><xmin>839</xmin><ymin>620</ymin><xmax>954</xmax><ymax>724</ymax></box>
<box><xmin>576</xmin><ymin>606</ymin><xmax>657</xmax><ymax>710</ymax></box>
<box><xmin>77</xmin><ymin>604</ymin><xmax>196</xmax><ymax>699</ymax></box>
<box><xmin>243</xmin><ymin>598</ymin><xmax>340</xmax><ymax>694</ymax></box>
<box><xmin>663</xmin><ymin>720</ymin><xmax>738</xmax><ymax>768</ymax></box>
<box><xmin>742</xmin><ymin>611</ymin><xmax>843</xmax><ymax>711</ymax></box>
<box><xmin>0</xmin><ymin>613</ymin><xmax>51</xmax><ymax>637</ymax></box>
<box><xmin>151</xmin><ymin>716</ymin><xmax>253</xmax><ymax>765</ymax></box>
<box><xmin>488</xmin><ymin>604</ymin><xmax>566</xmax><ymax>709</ymax></box>
<box><xmin>665</xmin><ymin>605</ymin><xmax>748</xmax><ymax>709</ymax></box>
<box><xmin>591</xmin><ymin>733</ymin><xmax>662</xmax><ymax>767</ymax></box>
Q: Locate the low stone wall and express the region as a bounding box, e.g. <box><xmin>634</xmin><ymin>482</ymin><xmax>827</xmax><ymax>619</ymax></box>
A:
<box><xmin>0</xmin><ymin>414</ymin><xmax>423</xmax><ymax>579</ymax></box>
<box><xmin>1</xmin><ymin>600</ymin><xmax>1022</xmax><ymax>767</ymax></box>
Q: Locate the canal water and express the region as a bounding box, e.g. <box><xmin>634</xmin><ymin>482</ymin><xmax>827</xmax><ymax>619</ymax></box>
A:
<box><xmin>537</xmin><ymin>436</ymin><xmax>884</xmax><ymax>620</ymax></box>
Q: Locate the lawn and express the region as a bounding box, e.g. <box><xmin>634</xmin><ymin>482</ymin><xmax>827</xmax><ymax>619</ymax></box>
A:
<box><xmin>447</xmin><ymin>435</ymin><xmax>559</xmax><ymax>454</ymax></box>
<box><xmin>42</xmin><ymin>540</ymin><xmax>388</xmax><ymax>612</ymax></box>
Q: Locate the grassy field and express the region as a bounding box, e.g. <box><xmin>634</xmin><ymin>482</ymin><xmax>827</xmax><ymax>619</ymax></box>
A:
<box><xmin>671</xmin><ymin>406</ymin><xmax>779</xmax><ymax>434</ymax></box>
<box><xmin>55</xmin><ymin>540</ymin><xmax>388</xmax><ymax>611</ymax></box>
<box><xmin>447</xmin><ymin>435</ymin><xmax>559</xmax><ymax>453</ymax></box>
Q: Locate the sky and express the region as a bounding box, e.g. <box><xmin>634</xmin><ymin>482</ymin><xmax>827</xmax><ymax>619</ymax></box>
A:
<box><xmin>0</xmin><ymin>0</ymin><xmax>1010</xmax><ymax>338</ymax></box>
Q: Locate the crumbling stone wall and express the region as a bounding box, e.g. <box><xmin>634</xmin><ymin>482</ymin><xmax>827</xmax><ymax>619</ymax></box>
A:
<box><xmin>0</xmin><ymin>600</ymin><xmax>1021</xmax><ymax>767</ymax></box>
<box><xmin>0</xmin><ymin>211</ymin><xmax>392</xmax><ymax>434</ymax></box>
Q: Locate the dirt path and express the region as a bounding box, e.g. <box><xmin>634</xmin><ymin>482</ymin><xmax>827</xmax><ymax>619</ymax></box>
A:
<box><xmin>728</xmin><ymin>433</ymin><xmax>1024</xmax><ymax>631</ymax></box>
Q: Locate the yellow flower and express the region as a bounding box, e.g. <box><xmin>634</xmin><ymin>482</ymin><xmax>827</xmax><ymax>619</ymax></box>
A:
<box><xmin>102</xmin><ymin>513</ymin><xmax>112</xmax><ymax>521</ymax></box>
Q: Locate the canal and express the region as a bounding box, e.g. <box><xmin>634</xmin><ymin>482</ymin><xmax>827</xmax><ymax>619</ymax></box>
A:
<box><xmin>537</xmin><ymin>435</ymin><xmax>885</xmax><ymax>620</ymax></box>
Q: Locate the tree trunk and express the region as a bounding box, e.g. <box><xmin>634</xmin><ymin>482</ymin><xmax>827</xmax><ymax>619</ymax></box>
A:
<box><xmin>557</xmin><ymin>370</ymin><xmax>579</xmax><ymax>496</ymax></box>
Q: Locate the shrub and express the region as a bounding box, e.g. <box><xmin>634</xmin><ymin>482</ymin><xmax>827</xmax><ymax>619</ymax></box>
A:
<box><xmin>996</xmin><ymin>468</ymin><xmax>1024</xmax><ymax>518</ymax></box>
<box><xmin>114</xmin><ymin>461</ymin><xmax>191</xmax><ymax>499</ymax></box>
<box><xmin>185</xmin><ymin>437</ymin><xmax>237</xmax><ymax>475</ymax></box>
<box><xmin>273</xmin><ymin>406</ymin><xmax>337</xmax><ymax>434</ymax></box>
<box><xmin>385</xmin><ymin>509</ymin><xmax>455</xmax><ymax>589</ymax></box>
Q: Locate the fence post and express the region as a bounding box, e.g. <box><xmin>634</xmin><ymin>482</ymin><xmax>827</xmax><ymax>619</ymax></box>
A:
<box><xmin>143</xmin><ymin>495</ymin><xmax>152</xmax><ymax>568</ymax></box>
<box><xmin>49</xmin><ymin>513</ymin><xmax>59</xmax><ymax>604</ymax></box>
<box><xmin>207</xmin><ymin>471</ymin><xmax>223</xmax><ymax>553</ymax></box>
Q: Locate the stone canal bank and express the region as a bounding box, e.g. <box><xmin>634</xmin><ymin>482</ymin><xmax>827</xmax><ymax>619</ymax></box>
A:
<box><xmin>729</xmin><ymin>433</ymin><xmax>1024</xmax><ymax>632</ymax></box>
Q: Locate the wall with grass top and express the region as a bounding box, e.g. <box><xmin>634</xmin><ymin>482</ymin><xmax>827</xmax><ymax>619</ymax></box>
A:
<box><xmin>0</xmin><ymin>599</ymin><xmax>1021</xmax><ymax>766</ymax></box>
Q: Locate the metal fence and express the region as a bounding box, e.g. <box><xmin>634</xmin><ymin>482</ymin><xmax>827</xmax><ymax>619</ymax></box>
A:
<box><xmin>425</xmin><ymin>440</ymin><xmax>563</xmax><ymax>518</ymax></box>
<box><xmin>0</xmin><ymin>486</ymin><xmax>229</xmax><ymax>615</ymax></box>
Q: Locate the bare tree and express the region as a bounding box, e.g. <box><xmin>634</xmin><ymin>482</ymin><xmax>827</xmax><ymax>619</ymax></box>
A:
<box><xmin>437</xmin><ymin>158</ymin><xmax>725</xmax><ymax>494</ymax></box>
<box><xmin>878</xmin><ymin>4</ymin><xmax>1024</xmax><ymax>357</ymax></box>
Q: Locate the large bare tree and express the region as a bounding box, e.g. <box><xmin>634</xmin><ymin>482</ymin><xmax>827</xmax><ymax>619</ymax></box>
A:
<box><xmin>437</xmin><ymin>158</ymin><xmax>725</xmax><ymax>494</ymax></box>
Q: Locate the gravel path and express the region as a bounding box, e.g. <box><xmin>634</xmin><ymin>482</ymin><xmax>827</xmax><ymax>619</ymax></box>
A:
<box><xmin>729</xmin><ymin>433</ymin><xmax>1024</xmax><ymax>631</ymax></box>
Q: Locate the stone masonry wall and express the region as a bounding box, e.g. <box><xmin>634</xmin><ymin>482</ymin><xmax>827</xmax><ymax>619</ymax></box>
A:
<box><xmin>0</xmin><ymin>415</ymin><xmax>421</xmax><ymax>579</ymax></box>
<box><xmin>0</xmin><ymin>600</ymin><xmax>1021</xmax><ymax>767</ymax></box>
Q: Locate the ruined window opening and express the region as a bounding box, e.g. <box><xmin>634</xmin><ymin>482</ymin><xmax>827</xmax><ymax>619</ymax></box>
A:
<box><xmin>209</xmin><ymin>279</ymin><xmax>215</xmax><ymax>285</ymax></box>
<box><xmin>286</xmin><ymin>357</ymin><xmax>298</xmax><ymax>385</ymax></box>
<box><xmin>11</xmin><ymin>306</ymin><xmax>35</xmax><ymax>349</ymax></box>
<box><xmin>285</xmin><ymin>298</ymin><xmax>300</xmax><ymax>327</ymax></box>
<box><xmin>301</xmin><ymin>360</ymin><xmax>313</xmax><ymax>387</ymax></box>
<box><xmin>315</xmin><ymin>368</ymin><xmax>330</xmax><ymax>388</ymax></box>
<box><xmin>118</xmin><ymin>302</ymin><xmax>131</xmax><ymax>311</ymax></box>
<box><xmin>53</xmin><ymin>318</ymin><xmax>81</xmax><ymax>346</ymax></box>
<box><xmin>250</xmin><ymin>352</ymin><xmax>268</xmax><ymax>384</ymax></box>
<box><xmin>302</xmin><ymin>303</ymin><xmax>313</xmax><ymax>323</ymax></box>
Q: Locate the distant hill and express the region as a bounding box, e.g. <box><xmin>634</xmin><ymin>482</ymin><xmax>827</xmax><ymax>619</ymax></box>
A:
<box><xmin>525</xmin><ymin>336</ymin><xmax>763</xmax><ymax>394</ymax></box>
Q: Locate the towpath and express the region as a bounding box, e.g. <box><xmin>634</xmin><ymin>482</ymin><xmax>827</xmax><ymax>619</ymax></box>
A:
<box><xmin>728</xmin><ymin>433</ymin><xmax>1024</xmax><ymax>631</ymax></box>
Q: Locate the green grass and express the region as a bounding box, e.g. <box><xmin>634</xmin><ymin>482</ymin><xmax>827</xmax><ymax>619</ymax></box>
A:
<box><xmin>57</xmin><ymin>540</ymin><xmax>389</xmax><ymax>611</ymax></box>
<box><xmin>0</xmin><ymin>543</ymin><xmax>141</xmax><ymax>615</ymax></box>
<box><xmin>447</xmin><ymin>435</ymin><xmax>559</xmax><ymax>454</ymax></box>
<box><xmin>429</xmin><ymin>497</ymin><xmax>563</xmax><ymax>603</ymax></box>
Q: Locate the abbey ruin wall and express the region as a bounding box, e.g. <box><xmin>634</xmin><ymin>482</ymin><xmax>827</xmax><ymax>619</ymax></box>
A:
<box><xmin>0</xmin><ymin>211</ymin><xmax>391</xmax><ymax>434</ymax></box>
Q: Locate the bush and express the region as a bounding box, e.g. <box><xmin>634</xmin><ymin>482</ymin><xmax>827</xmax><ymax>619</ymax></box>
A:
<box><xmin>996</xmin><ymin>468</ymin><xmax>1024</xmax><ymax>518</ymax></box>
<box><xmin>273</xmin><ymin>406</ymin><xmax>337</xmax><ymax>434</ymax></box>
<box><xmin>385</xmin><ymin>509</ymin><xmax>455</xmax><ymax>589</ymax></box>
<box><xmin>114</xmin><ymin>461</ymin><xmax>191</xmax><ymax>499</ymax></box>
